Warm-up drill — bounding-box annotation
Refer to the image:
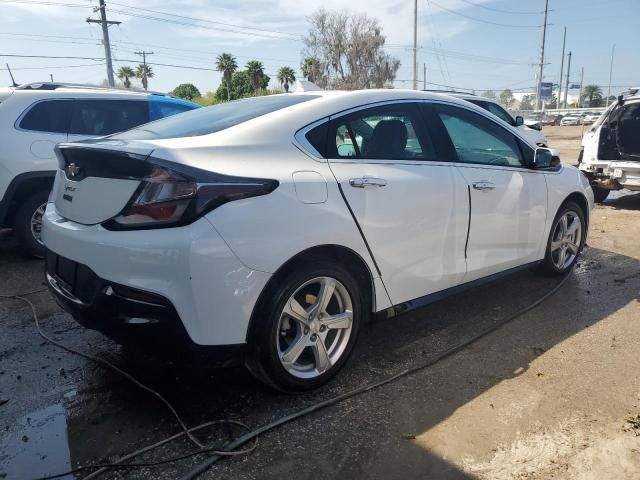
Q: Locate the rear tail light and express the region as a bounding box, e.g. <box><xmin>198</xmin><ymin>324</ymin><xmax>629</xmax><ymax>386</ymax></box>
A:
<box><xmin>103</xmin><ymin>159</ymin><xmax>278</xmax><ymax>230</ymax></box>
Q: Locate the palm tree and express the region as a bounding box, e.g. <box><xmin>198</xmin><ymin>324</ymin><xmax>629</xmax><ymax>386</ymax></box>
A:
<box><xmin>301</xmin><ymin>57</ymin><xmax>321</xmax><ymax>83</ymax></box>
<box><xmin>277</xmin><ymin>66</ymin><xmax>296</xmax><ymax>93</ymax></box>
<box><xmin>117</xmin><ymin>66</ymin><xmax>135</xmax><ymax>88</ymax></box>
<box><xmin>135</xmin><ymin>64</ymin><xmax>154</xmax><ymax>90</ymax></box>
<box><xmin>581</xmin><ymin>84</ymin><xmax>603</xmax><ymax>106</ymax></box>
<box><xmin>245</xmin><ymin>60</ymin><xmax>265</xmax><ymax>95</ymax></box>
<box><xmin>215</xmin><ymin>53</ymin><xmax>238</xmax><ymax>102</ymax></box>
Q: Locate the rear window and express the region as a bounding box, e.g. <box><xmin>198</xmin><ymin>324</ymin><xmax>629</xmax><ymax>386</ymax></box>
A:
<box><xmin>149</xmin><ymin>99</ymin><xmax>198</xmax><ymax>121</ymax></box>
<box><xmin>111</xmin><ymin>94</ymin><xmax>320</xmax><ymax>140</ymax></box>
<box><xmin>69</xmin><ymin>99</ymin><xmax>149</xmax><ymax>136</ymax></box>
<box><xmin>19</xmin><ymin>100</ymin><xmax>73</xmax><ymax>133</ymax></box>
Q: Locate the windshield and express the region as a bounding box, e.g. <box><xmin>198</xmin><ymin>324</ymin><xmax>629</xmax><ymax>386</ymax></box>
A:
<box><xmin>111</xmin><ymin>94</ymin><xmax>320</xmax><ymax>140</ymax></box>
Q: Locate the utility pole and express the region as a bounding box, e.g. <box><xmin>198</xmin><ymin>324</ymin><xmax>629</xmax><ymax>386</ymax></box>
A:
<box><xmin>578</xmin><ymin>67</ymin><xmax>584</xmax><ymax>108</ymax></box>
<box><xmin>606</xmin><ymin>44</ymin><xmax>615</xmax><ymax>106</ymax></box>
<box><xmin>535</xmin><ymin>0</ymin><xmax>550</xmax><ymax>111</ymax></box>
<box><xmin>50</xmin><ymin>74</ymin><xmax>54</xmax><ymax>82</ymax></box>
<box><xmin>87</xmin><ymin>0</ymin><xmax>120</xmax><ymax>87</ymax></box>
<box><xmin>423</xmin><ymin>62</ymin><xmax>426</xmax><ymax>90</ymax></box>
<box><xmin>412</xmin><ymin>0</ymin><xmax>418</xmax><ymax>90</ymax></box>
<box><xmin>557</xmin><ymin>26</ymin><xmax>566</xmax><ymax>111</ymax></box>
<box><xmin>563</xmin><ymin>51</ymin><xmax>572</xmax><ymax>109</ymax></box>
<box><xmin>135</xmin><ymin>51</ymin><xmax>154</xmax><ymax>90</ymax></box>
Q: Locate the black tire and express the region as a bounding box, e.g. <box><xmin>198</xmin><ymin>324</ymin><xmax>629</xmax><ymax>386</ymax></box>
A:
<box><xmin>14</xmin><ymin>190</ymin><xmax>49</xmax><ymax>259</ymax></box>
<box><xmin>246</xmin><ymin>258</ymin><xmax>366</xmax><ymax>392</ymax></box>
<box><xmin>534</xmin><ymin>201</ymin><xmax>586</xmax><ymax>276</ymax></box>
<box><xmin>592</xmin><ymin>187</ymin><xmax>610</xmax><ymax>204</ymax></box>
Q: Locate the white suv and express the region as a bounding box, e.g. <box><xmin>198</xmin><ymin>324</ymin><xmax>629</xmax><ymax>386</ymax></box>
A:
<box><xmin>42</xmin><ymin>90</ymin><xmax>593</xmax><ymax>391</ymax></box>
<box><xmin>444</xmin><ymin>92</ymin><xmax>548</xmax><ymax>146</ymax></box>
<box><xmin>0</xmin><ymin>83</ymin><xmax>199</xmax><ymax>257</ymax></box>
<box><xmin>579</xmin><ymin>89</ymin><xmax>640</xmax><ymax>202</ymax></box>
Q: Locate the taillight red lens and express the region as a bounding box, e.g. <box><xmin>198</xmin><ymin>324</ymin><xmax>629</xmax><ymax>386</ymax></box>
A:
<box><xmin>102</xmin><ymin>159</ymin><xmax>279</xmax><ymax>230</ymax></box>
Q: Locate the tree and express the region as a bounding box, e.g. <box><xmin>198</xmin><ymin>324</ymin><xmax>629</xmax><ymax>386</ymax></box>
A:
<box><xmin>215</xmin><ymin>70</ymin><xmax>270</xmax><ymax>102</ymax></box>
<box><xmin>245</xmin><ymin>60</ymin><xmax>265</xmax><ymax>94</ymax></box>
<box><xmin>117</xmin><ymin>66</ymin><xmax>135</xmax><ymax>88</ymax></box>
<box><xmin>481</xmin><ymin>90</ymin><xmax>497</xmax><ymax>100</ymax></box>
<box><xmin>135</xmin><ymin>64</ymin><xmax>154</xmax><ymax>90</ymax></box>
<box><xmin>581</xmin><ymin>84</ymin><xmax>603</xmax><ymax>107</ymax></box>
<box><xmin>303</xmin><ymin>9</ymin><xmax>400</xmax><ymax>89</ymax></box>
<box><xmin>499</xmin><ymin>89</ymin><xmax>515</xmax><ymax>108</ymax></box>
<box><xmin>301</xmin><ymin>56</ymin><xmax>322</xmax><ymax>83</ymax></box>
<box><xmin>215</xmin><ymin>53</ymin><xmax>238</xmax><ymax>102</ymax></box>
<box><xmin>171</xmin><ymin>83</ymin><xmax>201</xmax><ymax>101</ymax></box>
<box><xmin>519</xmin><ymin>94</ymin><xmax>534</xmax><ymax>111</ymax></box>
<box><xmin>277</xmin><ymin>66</ymin><xmax>296</xmax><ymax>93</ymax></box>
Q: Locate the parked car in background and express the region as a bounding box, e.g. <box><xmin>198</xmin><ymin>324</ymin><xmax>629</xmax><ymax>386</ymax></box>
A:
<box><xmin>579</xmin><ymin>89</ymin><xmax>640</xmax><ymax>202</ymax></box>
<box><xmin>581</xmin><ymin>112</ymin><xmax>602</xmax><ymax>125</ymax></box>
<box><xmin>0</xmin><ymin>82</ymin><xmax>200</xmax><ymax>257</ymax></box>
<box><xmin>560</xmin><ymin>114</ymin><xmax>581</xmax><ymax>126</ymax></box>
<box><xmin>42</xmin><ymin>89</ymin><xmax>593</xmax><ymax>391</ymax></box>
<box><xmin>443</xmin><ymin>92</ymin><xmax>548</xmax><ymax>146</ymax></box>
<box><xmin>542</xmin><ymin>114</ymin><xmax>564</xmax><ymax>126</ymax></box>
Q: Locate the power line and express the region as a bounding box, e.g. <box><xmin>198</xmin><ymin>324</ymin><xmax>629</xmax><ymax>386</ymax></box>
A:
<box><xmin>0</xmin><ymin>62</ymin><xmax>105</xmax><ymax>70</ymax></box>
<box><xmin>428</xmin><ymin>0</ymin><xmax>542</xmax><ymax>28</ymax></box>
<box><xmin>0</xmin><ymin>0</ymin><xmax>89</xmax><ymax>8</ymax></box>
<box><xmin>456</xmin><ymin>0</ymin><xmax>544</xmax><ymax>15</ymax></box>
<box><xmin>107</xmin><ymin>1</ymin><xmax>301</xmax><ymax>39</ymax></box>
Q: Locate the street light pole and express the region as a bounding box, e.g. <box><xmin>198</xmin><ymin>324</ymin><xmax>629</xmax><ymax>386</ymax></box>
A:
<box><xmin>412</xmin><ymin>0</ymin><xmax>418</xmax><ymax>90</ymax></box>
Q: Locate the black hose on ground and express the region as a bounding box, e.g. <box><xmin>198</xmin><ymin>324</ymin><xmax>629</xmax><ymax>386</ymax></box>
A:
<box><xmin>178</xmin><ymin>269</ymin><xmax>575</xmax><ymax>480</ymax></box>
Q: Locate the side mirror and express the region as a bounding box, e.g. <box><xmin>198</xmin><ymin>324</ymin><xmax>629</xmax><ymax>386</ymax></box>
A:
<box><xmin>534</xmin><ymin>148</ymin><xmax>560</xmax><ymax>169</ymax></box>
<box><xmin>617</xmin><ymin>95</ymin><xmax>625</xmax><ymax>107</ymax></box>
<box><xmin>515</xmin><ymin>115</ymin><xmax>524</xmax><ymax>126</ymax></box>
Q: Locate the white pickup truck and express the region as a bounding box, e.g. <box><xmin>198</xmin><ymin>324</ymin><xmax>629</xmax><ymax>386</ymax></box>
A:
<box><xmin>579</xmin><ymin>88</ymin><xmax>640</xmax><ymax>202</ymax></box>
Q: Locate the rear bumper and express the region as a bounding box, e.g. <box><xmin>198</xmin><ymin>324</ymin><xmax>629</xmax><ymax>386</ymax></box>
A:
<box><xmin>45</xmin><ymin>253</ymin><xmax>245</xmax><ymax>366</ymax></box>
<box><xmin>41</xmin><ymin>203</ymin><xmax>272</xmax><ymax>347</ymax></box>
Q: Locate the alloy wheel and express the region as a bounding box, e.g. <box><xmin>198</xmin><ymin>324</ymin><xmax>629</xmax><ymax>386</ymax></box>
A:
<box><xmin>550</xmin><ymin>210</ymin><xmax>582</xmax><ymax>270</ymax></box>
<box><xmin>30</xmin><ymin>202</ymin><xmax>46</xmax><ymax>246</ymax></box>
<box><xmin>277</xmin><ymin>276</ymin><xmax>353</xmax><ymax>379</ymax></box>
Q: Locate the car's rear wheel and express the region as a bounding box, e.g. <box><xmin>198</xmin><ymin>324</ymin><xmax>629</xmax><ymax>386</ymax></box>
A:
<box><xmin>14</xmin><ymin>190</ymin><xmax>48</xmax><ymax>259</ymax></box>
<box><xmin>534</xmin><ymin>201</ymin><xmax>586</xmax><ymax>276</ymax></box>
<box><xmin>247</xmin><ymin>259</ymin><xmax>364</xmax><ymax>392</ymax></box>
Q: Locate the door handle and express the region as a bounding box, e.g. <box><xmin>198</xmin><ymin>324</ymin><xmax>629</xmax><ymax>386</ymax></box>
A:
<box><xmin>349</xmin><ymin>177</ymin><xmax>388</xmax><ymax>188</ymax></box>
<box><xmin>472</xmin><ymin>181</ymin><xmax>496</xmax><ymax>191</ymax></box>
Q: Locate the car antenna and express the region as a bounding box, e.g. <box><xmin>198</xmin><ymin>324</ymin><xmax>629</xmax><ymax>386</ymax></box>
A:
<box><xmin>6</xmin><ymin>63</ymin><xmax>18</xmax><ymax>87</ymax></box>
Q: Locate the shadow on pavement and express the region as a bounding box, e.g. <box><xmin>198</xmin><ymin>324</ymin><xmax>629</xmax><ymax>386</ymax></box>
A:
<box><xmin>1</xmin><ymin>245</ymin><xmax>638</xmax><ymax>479</ymax></box>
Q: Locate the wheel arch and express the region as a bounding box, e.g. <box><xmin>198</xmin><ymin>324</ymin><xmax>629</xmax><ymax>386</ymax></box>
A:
<box><xmin>0</xmin><ymin>171</ymin><xmax>55</xmax><ymax>228</ymax></box>
<box><xmin>563</xmin><ymin>191</ymin><xmax>590</xmax><ymax>228</ymax></box>
<box><xmin>246</xmin><ymin>244</ymin><xmax>376</xmax><ymax>343</ymax></box>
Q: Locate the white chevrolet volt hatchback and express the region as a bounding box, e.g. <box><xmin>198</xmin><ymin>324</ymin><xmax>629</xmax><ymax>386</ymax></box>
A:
<box><xmin>42</xmin><ymin>90</ymin><xmax>593</xmax><ymax>391</ymax></box>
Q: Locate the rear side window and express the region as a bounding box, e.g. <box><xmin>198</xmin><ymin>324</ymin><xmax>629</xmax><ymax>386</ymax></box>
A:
<box><xmin>330</xmin><ymin>103</ymin><xmax>435</xmax><ymax>160</ymax></box>
<box><xmin>304</xmin><ymin>122</ymin><xmax>329</xmax><ymax>157</ymax></box>
<box><xmin>112</xmin><ymin>95</ymin><xmax>320</xmax><ymax>140</ymax></box>
<box><xmin>149</xmin><ymin>99</ymin><xmax>198</xmax><ymax>121</ymax></box>
<box><xmin>70</xmin><ymin>100</ymin><xmax>149</xmax><ymax>136</ymax></box>
<box><xmin>19</xmin><ymin>100</ymin><xmax>73</xmax><ymax>133</ymax></box>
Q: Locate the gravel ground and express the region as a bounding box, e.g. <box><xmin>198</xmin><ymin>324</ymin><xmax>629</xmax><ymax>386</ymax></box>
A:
<box><xmin>1</xmin><ymin>128</ymin><xmax>639</xmax><ymax>480</ymax></box>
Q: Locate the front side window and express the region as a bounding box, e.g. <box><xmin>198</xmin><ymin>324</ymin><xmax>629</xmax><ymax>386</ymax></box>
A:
<box><xmin>69</xmin><ymin>100</ymin><xmax>149</xmax><ymax>136</ymax></box>
<box><xmin>18</xmin><ymin>100</ymin><xmax>73</xmax><ymax>133</ymax></box>
<box><xmin>435</xmin><ymin>104</ymin><xmax>524</xmax><ymax>167</ymax></box>
<box><xmin>331</xmin><ymin>104</ymin><xmax>434</xmax><ymax>160</ymax></box>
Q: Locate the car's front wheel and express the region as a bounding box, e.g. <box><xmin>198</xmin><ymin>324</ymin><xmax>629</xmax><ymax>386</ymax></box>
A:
<box><xmin>14</xmin><ymin>190</ymin><xmax>48</xmax><ymax>259</ymax></box>
<box><xmin>534</xmin><ymin>201</ymin><xmax>586</xmax><ymax>276</ymax></box>
<box><xmin>247</xmin><ymin>259</ymin><xmax>365</xmax><ymax>392</ymax></box>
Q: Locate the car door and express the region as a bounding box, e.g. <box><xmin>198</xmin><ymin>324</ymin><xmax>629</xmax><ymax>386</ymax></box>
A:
<box><xmin>432</xmin><ymin>103</ymin><xmax>548</xmax><ymax>282</ymax></box>
<box><xmin>326</xmin><ymin>101</ymin><xmax>469</xmax><ymax>306</ymax></box>
<box><xmin>67</xmin><ymin>99</ymin><xmax>149</xmax><ymax>142</ymax></box>
<box><xmin>16</xmin><ymin>99</ymin><xmax>72</xmax><ymax>162</ymax></box>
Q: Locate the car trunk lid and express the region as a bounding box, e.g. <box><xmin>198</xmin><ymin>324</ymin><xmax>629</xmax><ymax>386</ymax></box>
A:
<box><xmin>52</xmin><ymin>141</ymin><xmax>155</xmax><ymax>225</ymax></box>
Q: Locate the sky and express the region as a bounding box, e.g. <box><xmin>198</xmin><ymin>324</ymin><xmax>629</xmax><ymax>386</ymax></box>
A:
<box><xmin>1</xmin><ymin>0</ymin><xmax>638</xmax><ymax>97</ymax></box>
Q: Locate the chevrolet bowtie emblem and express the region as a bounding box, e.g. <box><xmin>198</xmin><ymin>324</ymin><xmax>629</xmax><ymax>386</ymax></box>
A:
<box><xmin>66</xmin><ymin>163</ymin><xmax>81</xmax><ymax>179</ymax></box>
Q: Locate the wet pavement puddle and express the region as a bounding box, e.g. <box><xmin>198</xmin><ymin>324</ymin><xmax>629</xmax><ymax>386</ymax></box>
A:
<box><xmin>1</xmin><ymin>403</ymin><xmax>72</xmax><ymax>479</ymax></box>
